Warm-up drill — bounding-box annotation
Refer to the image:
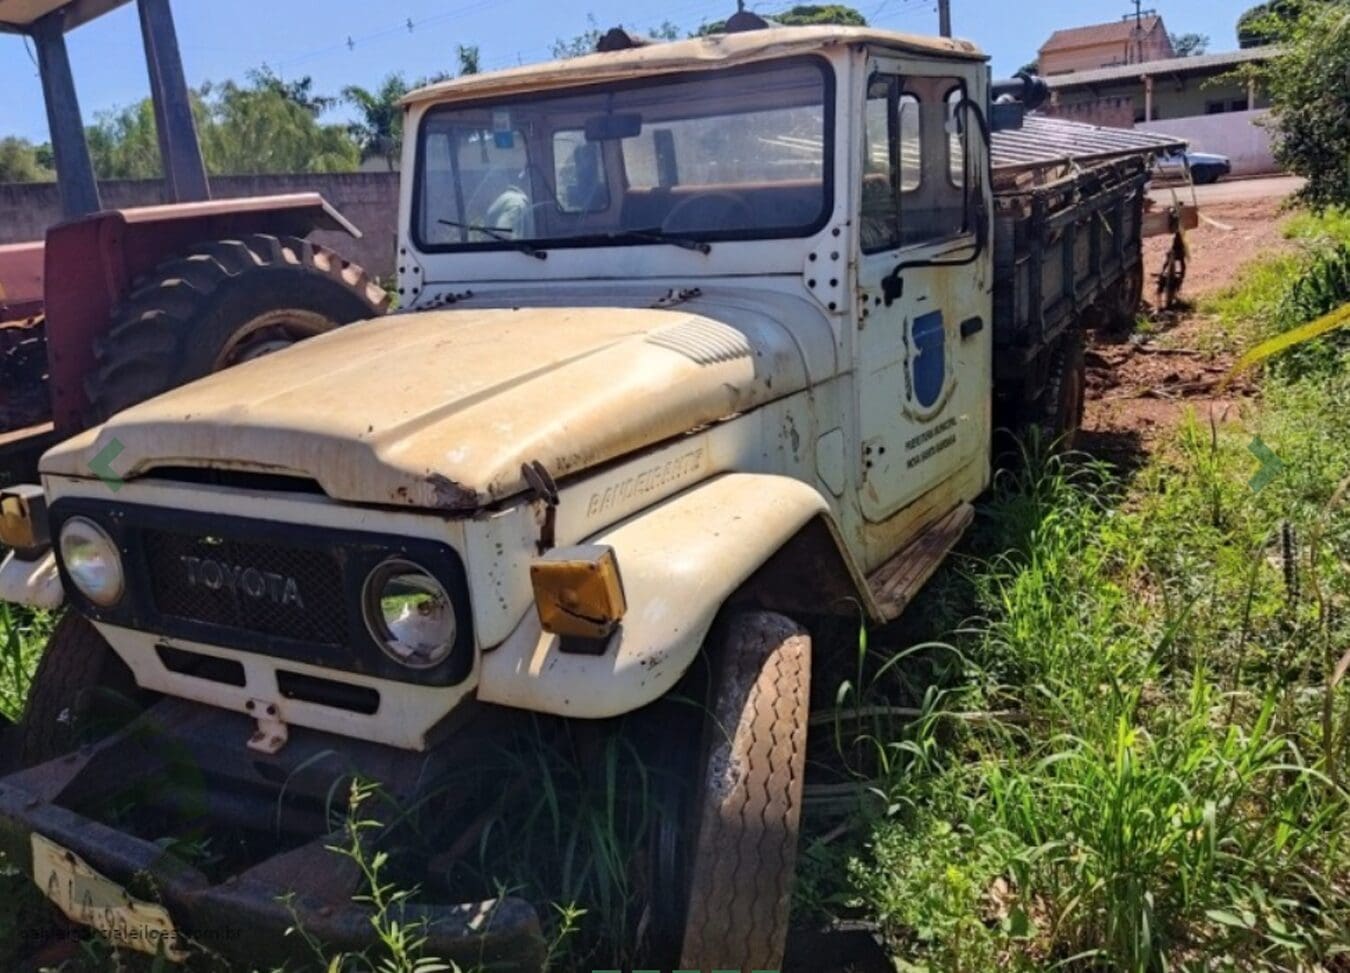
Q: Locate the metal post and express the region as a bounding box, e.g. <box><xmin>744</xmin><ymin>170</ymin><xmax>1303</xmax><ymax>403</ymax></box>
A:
<box><xmin>137</xmin><ymin>0</ymin><xmax>210</xmax><ymax>202</ymax></box>
<box><xmin>30</xmin><ymin>12</ymin><xmax>101</xmax><ymax>221</ymax></box>
<box><xmin>938</xmin><ymin>0</ymin><xmax>952</xmax><ymax>37</ymax></box>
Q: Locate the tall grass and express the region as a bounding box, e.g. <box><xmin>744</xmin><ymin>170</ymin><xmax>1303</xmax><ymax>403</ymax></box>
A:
<box><xmin>0</xmin><ymin>603</ymin><xmax>48</xmax><ymax>724</ymax></box>
<box><xmin>836</xmin><ymin>224</ymin><xmax>1350</xmax><ymax>971</ymax></box>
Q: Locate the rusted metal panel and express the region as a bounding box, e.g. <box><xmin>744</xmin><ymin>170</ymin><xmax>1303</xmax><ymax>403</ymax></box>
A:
<box><xmin>992</xmin><ymin>114</ymin><xmax>1186</xmax><ymax>186</ymax></box>
<box><xmin>0</xmin><ymin>699</ymin><xmax>547</xmax><ymax>969</ymax></box>
<box><xmin>0</xmin><ymin>242</ymin><xmax>45</xmax><ymax>322</ymax></box>
<box><xmin>111</xmin><ymin>193</ymin><xmax>361</xmax><ymax>236</ymax></box>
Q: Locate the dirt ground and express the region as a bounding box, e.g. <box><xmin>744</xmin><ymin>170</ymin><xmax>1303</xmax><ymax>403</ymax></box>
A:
<box><xmin>1080</xmin><ymin>194</ymin><xmax>1298</xmax><ymax>466</ymax></box>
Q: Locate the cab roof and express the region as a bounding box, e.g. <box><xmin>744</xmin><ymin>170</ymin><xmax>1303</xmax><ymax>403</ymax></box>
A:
<box><xmin>403</xmin><ymin>25</ymin><xmax>985</xmax><ymax>107</ymax></box>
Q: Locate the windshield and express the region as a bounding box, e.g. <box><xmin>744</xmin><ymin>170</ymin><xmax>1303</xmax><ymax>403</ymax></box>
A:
<box><xmin>414</xmin><ymin>57</ymin><xmax>832</xmax><ymax>252</ymax></box>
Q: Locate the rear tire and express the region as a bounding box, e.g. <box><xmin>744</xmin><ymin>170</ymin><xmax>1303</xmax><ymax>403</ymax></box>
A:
<box><xmin>15</xmin><ymin>613</ymin><xmax>142</xmax><ymax>768</ymax></box>
<box><xmin>1037</xmin><ymin>333</ymin><xmax>1087</xmax><ymax>449</ymax></box>
<box><xmin>678</xmin><ymin>611</ymin><xmax>811</xmax><ymax>973</ymax></box>
<box><xmin>1107</xmin><ymin>264</ymin><xmax>1144</xmax><ymax>332</ymax></box>
<box><xmin>85</xmin><ymin>234</ymin><xmax>388</xmax><ymax>421</ymax></box>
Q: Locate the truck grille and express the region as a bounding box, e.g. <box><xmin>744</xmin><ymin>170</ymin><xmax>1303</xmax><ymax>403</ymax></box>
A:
<box><xmin>142</xmin><ymin>528</ymin><xmax>348</xmax><ymax>646</ymax></box>
<box><xmin>49</xmin><ymin>499</ymin><xmax>474</xmax><ymax>688</ymax></box>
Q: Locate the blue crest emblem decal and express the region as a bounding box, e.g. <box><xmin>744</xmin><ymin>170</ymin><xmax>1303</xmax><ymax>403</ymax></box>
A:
<box><xmin>910</xmin><ymin>311</ymin><xmax>946</xmax><ymax>409</ymax></box>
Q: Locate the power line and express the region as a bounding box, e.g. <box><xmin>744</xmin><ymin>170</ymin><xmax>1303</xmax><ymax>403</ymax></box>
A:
<box><xmin>271</xmin><ymin>0</ymin><xmax>510</xmax><ymax>71</ymax></box>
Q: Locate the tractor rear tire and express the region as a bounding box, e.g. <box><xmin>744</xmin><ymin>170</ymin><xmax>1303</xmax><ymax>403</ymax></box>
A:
<box><xmin>1037</xmin><ymin>333</ymin><xmax>1087</xmax><ymax>449</ymax></box>
<box><xmin>0</xmin><ymin>317</ymin><xmax>50</xmax><ymax>433</ymax></box>
<box><xmin>85</xmin><ymin>234</ymin><xmax>388</xmax><ymax>421</ymax></box>
<box><xmin>15</xmin><ymin>613</ymin><xmax>142</xmax><ymax>769</ymax></box>
<box><xmin>679</xmin><ymin>611</ymin><xmax>811</xmax><ymax>973</ymax></box>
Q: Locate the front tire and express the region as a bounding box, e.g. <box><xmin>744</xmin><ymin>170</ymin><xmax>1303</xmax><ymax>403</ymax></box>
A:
<box><xmin>15</xmin><ymin>613</ymin><xmax>142</xmax><ymax>768</ymax></box>
<box><xmin>85</xmin><ymin>234</ymin><xmax>388</xmax><ymax>422</ymax></box>
<box><xmin>679</xmin><ymin>611</ymin><xmax>811</xmax><ymax>972</ymax></box>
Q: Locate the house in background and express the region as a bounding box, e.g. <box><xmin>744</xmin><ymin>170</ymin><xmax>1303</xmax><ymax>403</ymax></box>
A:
<box><xmin>1038</xmin><ymin>15</ymin><xmax>1175</xmax><ymax>75</ymax></box>
<box><xmin>1041</xmin><ymin>46</ymin><xmax>1280</xmax><ymax>176</ymax></box>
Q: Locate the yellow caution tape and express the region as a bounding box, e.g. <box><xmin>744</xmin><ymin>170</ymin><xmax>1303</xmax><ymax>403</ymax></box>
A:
<box><xmin>1221</xmin><ymin>302</ymin><xmax>1350</xmax><ymax>391</ymax></box>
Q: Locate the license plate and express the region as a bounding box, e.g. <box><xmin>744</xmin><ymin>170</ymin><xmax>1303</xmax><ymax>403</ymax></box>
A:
<box><xmin>31</xmin><ymin>833</ymin><xmax>188</xmax><ymax>962</ymax></box>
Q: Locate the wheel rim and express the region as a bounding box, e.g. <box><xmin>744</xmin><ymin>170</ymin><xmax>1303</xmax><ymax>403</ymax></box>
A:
<box><xmin>213</xmin><ymin>308</ymin><xmax>334</xmax><ymax>369</ymax></box>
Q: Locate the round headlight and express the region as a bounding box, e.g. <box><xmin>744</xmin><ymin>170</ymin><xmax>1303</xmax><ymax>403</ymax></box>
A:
<box><xmin>59</xmin><ymin>517</ymin><xmax>125</xmax><ymax>608</ymax></box>
<box><xmin>363</xmin><ymin>559</ymin><xmax>457</xmax><ymax>669</ymax></box>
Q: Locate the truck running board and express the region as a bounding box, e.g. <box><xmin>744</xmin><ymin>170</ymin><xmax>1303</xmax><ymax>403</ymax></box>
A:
<box><xmin>867</xmin><ymin>503</ymin><xmax>975</xmax><ymax>621</ymax></box>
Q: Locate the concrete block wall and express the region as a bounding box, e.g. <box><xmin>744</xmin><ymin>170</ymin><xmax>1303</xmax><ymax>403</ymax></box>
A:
<box><xmin>0</xmin><ymin>172</ymin><xmax>400</xmax><ymax>278</ymax></box>
<box><xmin>1135</xmin><ymin>110</ymin><xmax>1278</xmax><ymax>176</ymax></box>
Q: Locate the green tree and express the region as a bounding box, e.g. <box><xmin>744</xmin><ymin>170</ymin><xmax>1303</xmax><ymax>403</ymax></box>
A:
<box><xmin>1259</xmin><ymin>1</ymin><xmax>1350</xmax><ymax>210</ymax></box>
<box><xmin>0</xmin><ymin>137</ymin><xmax>54</xmax><ymax>183</ymax></box>
<box><xmin>457</xmin><ymin>44</ymin><xmax>481</xmax><ymax>76</ymax></box>
<box><xmin>1168</xmin><ymin>32</ymin><xmax>1209</xmax><ymax>55</ymax></box>
<box><xmin>343</xmin><ymin>74</ymin><xmax>411</xmax><ymax>171</ymax></box>
<box><xmin>247</xmin><ymin>66</ymin><xmax>336</xmax><ymax>116</ymax></box>
<box><xmin>86</xmin><ymin>73</ymin><xmax>358</xmax><ymax>180</ymax></box>
<box><xmin>204</xmin><ymin>80</ymin><xmax>358</xmax><ymax>174</ymax></box>
<box><xmin>697</xmin><ymin>3</ymin><xmax>867</xmax><ymax>34</ymax></box>
<box><xmin>551</xmin><ymin>13</ymin><xmax>603</xmax><ymax>59</ymax></box>
<box><xmin>86</xmin><ymin>97</ymin><xmax>165</xmax><ymax>179</ymax></box>
<box><xmin>1238</xmin><ymin>0</ymin><xmax>1309</xmax><ymax>46</ymax></box>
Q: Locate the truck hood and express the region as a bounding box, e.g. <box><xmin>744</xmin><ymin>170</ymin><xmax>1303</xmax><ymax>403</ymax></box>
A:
<box><xmin>44</xmin><ymin>304</ymin><xmax>813</xmax><ymax>510</ymax></box>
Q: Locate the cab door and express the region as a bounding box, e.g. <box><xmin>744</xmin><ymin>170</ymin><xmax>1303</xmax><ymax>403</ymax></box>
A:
<box><xmin>854</xmin><ymin>57</ymin><xmax>991</xmax><ymax>524</ymax></box>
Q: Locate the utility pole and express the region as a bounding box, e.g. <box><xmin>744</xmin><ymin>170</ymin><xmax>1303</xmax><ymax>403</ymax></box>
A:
<box><xmin>1130</xmin><ymin>0</ymin><xmax>1143</xmax><ymax>64</ymax></box>
<box><xmin>938</xmin><ymin>0</ymin><xmax>951</xmax><ymax>37</ymax></box>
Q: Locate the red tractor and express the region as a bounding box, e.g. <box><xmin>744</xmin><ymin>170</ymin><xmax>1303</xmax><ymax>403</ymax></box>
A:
<box><xmin>0</xmin><ymin>0</ymin><xmax>388</xmax><ymax>485</ymax></box>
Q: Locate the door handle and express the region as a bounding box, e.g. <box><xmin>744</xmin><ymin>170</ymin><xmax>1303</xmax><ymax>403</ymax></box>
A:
<box><xmin>960</xmin><ymin>316</ymin><xmax>985</xmax><ymax>339</ymax></box>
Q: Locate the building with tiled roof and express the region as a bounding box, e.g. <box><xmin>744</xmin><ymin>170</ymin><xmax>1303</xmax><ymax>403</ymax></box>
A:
<box><xmin>1038</xmin><ymin>15</ymin><xmax>1174</xmax><ymax>75</ymax></box>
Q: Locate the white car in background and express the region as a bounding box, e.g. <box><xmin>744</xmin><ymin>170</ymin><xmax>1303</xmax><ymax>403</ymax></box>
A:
<box><xmin>1153</xmin><ymin>148</ymin><xmax>1233</xmax><ymax>185</ymax></box>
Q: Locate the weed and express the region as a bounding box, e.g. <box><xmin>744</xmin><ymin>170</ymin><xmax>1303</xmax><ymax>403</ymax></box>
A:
<box><xmin>838</xmin><ymin>343</ymin><xmax>1350</xmax><ymax>970</ymax></box>
<box><xmin>288</xmin><ymin>779</ymin><xmax>464</xmax><ymax>973</ymax></box>
<box><xmin>0</xmin><ymin>602</ymin><xmax>49</xmax><ymax>723</ymax></box>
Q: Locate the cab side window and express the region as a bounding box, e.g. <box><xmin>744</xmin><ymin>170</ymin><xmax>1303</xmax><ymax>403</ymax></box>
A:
<box><xmin>860</xmin><ymin>72</ymin><xmax>974</xmax><ymax>252</ymax></box>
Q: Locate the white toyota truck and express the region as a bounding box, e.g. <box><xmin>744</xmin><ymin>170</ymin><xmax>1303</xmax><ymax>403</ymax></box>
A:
<box><xmin>0</xmin><ymin>17</ymin><xmax>1182</xmax><ymax>972</ymax></box>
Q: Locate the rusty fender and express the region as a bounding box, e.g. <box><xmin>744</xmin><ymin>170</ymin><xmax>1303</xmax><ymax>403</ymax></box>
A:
<box><xmin>477</xmin><ymin>472</ymin><xmax>832</xmax><ymax>719</ymax></box>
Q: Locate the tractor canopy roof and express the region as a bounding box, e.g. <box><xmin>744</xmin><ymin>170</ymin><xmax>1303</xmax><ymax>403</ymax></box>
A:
<box><xmin>0</xmin><ymin>0</ymin><xmax>128</xmax><ymax>32</ymax></box>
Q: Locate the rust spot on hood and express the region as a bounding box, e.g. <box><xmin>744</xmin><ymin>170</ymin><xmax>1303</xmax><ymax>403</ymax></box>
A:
<box><xmin>425</xmin><ymin>473</ymin><xmax>479</xmax><ymax>510</ymax></box>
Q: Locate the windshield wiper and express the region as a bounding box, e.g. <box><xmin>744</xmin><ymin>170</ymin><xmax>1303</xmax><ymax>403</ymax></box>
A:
<box><xmin>437</xmin><ymin>219</ymin><xmax>548</xmax><ymax>260</ymax></box>
<box><xmin>604</xmin><ymin>229</ymin><xmax>712</xmax><ymax>255</ymax></box>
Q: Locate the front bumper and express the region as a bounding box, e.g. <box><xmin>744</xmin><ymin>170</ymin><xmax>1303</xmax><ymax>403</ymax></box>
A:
<box><xmin>0</xmin><ymin>699</ymin><xmax>545</xmax><ymax>969</ymax></box>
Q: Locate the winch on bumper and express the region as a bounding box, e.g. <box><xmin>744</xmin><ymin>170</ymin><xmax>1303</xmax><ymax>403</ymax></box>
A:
<box><xmin>0</xmin><ymin>698</ymin><xmax>546</xmax><ymax>969</ymax></box>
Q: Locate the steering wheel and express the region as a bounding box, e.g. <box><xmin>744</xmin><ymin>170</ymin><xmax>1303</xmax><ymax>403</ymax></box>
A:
<box><xmin>661</xmin><ymin>191</ymin><xmax>756</xmax><ymax>235</ymax></box>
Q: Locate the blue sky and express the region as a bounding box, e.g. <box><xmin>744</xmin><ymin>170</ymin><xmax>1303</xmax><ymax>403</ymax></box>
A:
<box><xmin>0</xmin><ymin>0</ymin><xmax>1250</xmax><ymax>142</ymax></box>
